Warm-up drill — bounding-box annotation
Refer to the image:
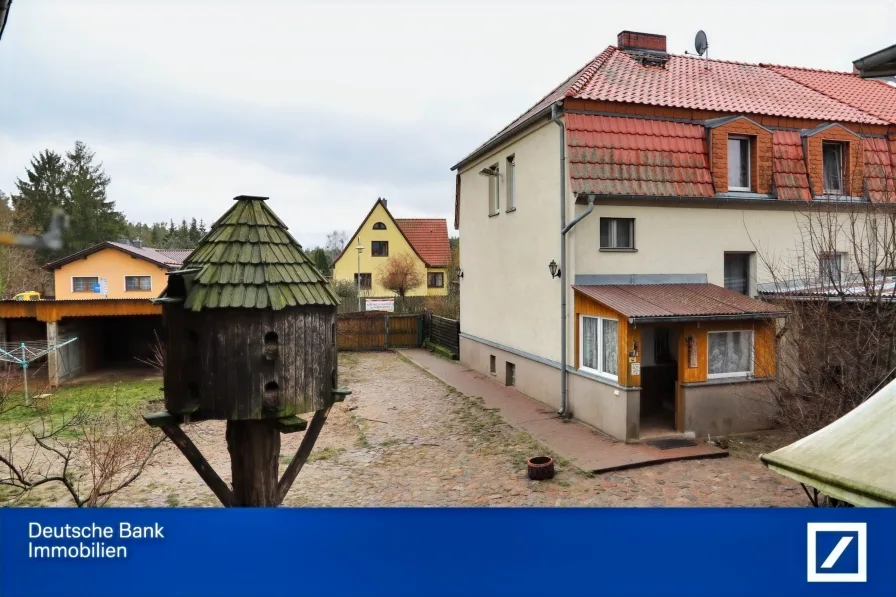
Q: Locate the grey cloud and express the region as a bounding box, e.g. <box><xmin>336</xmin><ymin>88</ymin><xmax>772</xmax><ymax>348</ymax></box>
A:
<box><xmin>1</xmin><ymin>60</ymin><xmax>490</xmax><ymax>189</ymax></box>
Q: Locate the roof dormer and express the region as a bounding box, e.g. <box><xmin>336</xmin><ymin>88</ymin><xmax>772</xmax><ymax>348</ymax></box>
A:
<box><xmin>800</xmin><ymin>123</ymin><xmax>864</xmax><ymax>198</ymax></box>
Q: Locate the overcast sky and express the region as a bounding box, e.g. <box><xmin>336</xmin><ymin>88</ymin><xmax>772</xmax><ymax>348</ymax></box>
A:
<box><xmin>1</xmin><ymin>0</ymin><xmax>894</xmax><ymax>247</ymax></box>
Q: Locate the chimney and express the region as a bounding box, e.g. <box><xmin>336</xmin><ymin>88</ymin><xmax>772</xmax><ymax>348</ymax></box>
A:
<box><xmin>380</xmin><ymin>197</ymin><xmax>387</xmax><ymax>207</ymax></box>
<box><xmin>132</xmin><ymin>239</ymin><xmax>143</xmax><ymax>249</ymax></box>
<box><xmin>617</xmin><ymin>31</ymin><xmax>667</xmax><ymax>53</ymax></box>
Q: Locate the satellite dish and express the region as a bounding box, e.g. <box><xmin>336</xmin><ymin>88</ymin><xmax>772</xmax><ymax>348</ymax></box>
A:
<box><xmin>695</xmin><ymin>30</ymin><xmax>708</xmax><ymax>57</ymax></box>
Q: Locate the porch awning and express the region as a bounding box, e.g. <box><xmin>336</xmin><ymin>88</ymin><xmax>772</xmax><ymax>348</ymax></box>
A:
<box><xmin>572</xmin><ymin>283</ymin><xmax>785</xmax><ymax>324</ymax></box>
<box><xmin>760</xmin><ymin>378</ymin><xmax>896</xmax><ymax>507</ymax></box>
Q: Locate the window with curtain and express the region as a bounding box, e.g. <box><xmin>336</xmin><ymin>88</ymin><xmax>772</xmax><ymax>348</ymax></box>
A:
<box><xmin>822</xmin><ymin>142</ymin><xmax>844</xmax><ymax>195</ymax></box>
<box><xmin>580</xmin><ymin>315</ymin><xmax>618</xmax><ymax>380</ymax></box>
<box><xmin>72</xmin><ymin>277</ymin><xmax>99</xmax><ymax>292</ymax></box>
<box><xmin>707</xmin><ymin>331</ymin><xmax>753</xmax><ymax>378</ymax></box>
<box><xmin>724</xmin><ymin>253</ymin><xmax>752</xmax><ymax>295</ymax></box>
<box><xmin>727</xmin><ymin>136</ymin><xmax>751</xmax><ymax>191</ymax></box>
<box><xmin>599</xmin><ymin>218</ymin><xmax>634</xmax><ymax>249</ymax></box>
<box><xmin>125</xmin><ymin>276</ymin><xmax>152</xmax><ymax>291</ymax></box>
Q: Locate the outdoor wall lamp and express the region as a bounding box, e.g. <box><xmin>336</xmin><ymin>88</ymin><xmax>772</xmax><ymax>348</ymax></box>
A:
<box><xmin>455</xmin><ymin>267</ymin><xmax>464</xmax><ymax>279</ymax></box>
<box><xmin>549</xmin><ymin>260</ymin><xmax>561</xmax><ymax>279</ymax></box>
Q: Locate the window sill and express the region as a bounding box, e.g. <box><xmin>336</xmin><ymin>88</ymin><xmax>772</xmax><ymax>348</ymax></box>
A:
<box><xmin>682</xmin><ymin>376</ymin><xmax>772</xmax><ymax>387</ymax></box>
<box><xmin>505</xmin><ymin>207</ymin><xmax>516</xmax><ymax>214</ymax></box>
<box><xmin>599</xmin><ymin>248</ymin><xmax>637</xmax><ymax>253</ymax></box>
<box><xmin>488</xmin><ymin>212</ymin><xmax>500</xmax><ymax>218</ymax></box>
<box><xmin>579</xmin><ymin>366</ymin><xmax>619</xmax><ymax>384</ymax></box>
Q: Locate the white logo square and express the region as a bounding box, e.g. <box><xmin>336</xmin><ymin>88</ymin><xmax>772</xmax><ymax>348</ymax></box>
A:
<box><xmin>807</xmin><ymin>522</ymin><xmax>867</xmax><ymax>583</ymax></box>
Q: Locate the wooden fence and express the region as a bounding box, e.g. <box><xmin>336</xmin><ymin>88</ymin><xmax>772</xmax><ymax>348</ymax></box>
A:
<box><xmin>427</xmin><ymin>314</ymin><xmax>460</xmax><ymax>357</ymax></box>
<box><xmin>337</xmin><ymin>312</ymin><xmax>423</xmax><ymax>350</ymax></box>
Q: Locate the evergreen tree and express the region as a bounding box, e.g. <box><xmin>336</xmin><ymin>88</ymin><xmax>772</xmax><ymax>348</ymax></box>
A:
<box><xmin>63</xmin><ymin>141</ymin><xmax>126</xmax><ymax>254</ymax></box>
<box><xmin>11</xmin><ymin>150</ymin><xmax>67</xmax><ymax>234</ymax></box>
<box><xmin>307</xmin><ymin>247</ymin><xmax>331</xmax><ymax>277</ymax></box>
<box><xmin>198</xmin><ymin>219</ymin><xmax>207</xmax><ymax>238</ymax></box>
<box><xmin>188</xmin><ymin>218</ymin><xmax>200</xmax><ymax>243</ymax></box>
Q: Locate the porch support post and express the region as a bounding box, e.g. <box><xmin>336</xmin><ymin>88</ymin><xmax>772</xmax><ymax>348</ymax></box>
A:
<box><xmin>46</xmin><ymin>320</ymin><xmax>59</xmax><ymax>388</ymax></box>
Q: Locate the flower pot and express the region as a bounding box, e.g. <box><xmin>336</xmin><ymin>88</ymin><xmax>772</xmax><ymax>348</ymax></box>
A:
<box><xmin>527</xmin><ymin>456</ymin><xmax>555</xmax><ymax>481</ymax></box>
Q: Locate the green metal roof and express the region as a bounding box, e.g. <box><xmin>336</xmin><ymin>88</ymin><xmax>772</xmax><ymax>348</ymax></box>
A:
<box><xmin>760</xmin><ymin>378</ymin><xmax>896</xmax><ymax>507</ymax></box>
<box><xmin>177</xmin><ymin>196</ymin><xmax>340</xmax><ymax>311</ymax></box>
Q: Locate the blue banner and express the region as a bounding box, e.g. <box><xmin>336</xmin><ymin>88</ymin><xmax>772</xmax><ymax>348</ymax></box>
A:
<box><xmin>1</xmin><ymin>508</ymin><xmax>894</xmax><ymax>597</ymax></box>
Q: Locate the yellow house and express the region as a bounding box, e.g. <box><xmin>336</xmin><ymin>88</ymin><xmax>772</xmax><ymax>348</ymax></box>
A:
<box><xmin>44</xmin><ymin>241</ymin><xmax>190</xmax><ymax>300</ymax></box>
<box><xmin>332</xmin><ymin>199</ymin><xmax>450</xmax><ymax>298</ymax></box>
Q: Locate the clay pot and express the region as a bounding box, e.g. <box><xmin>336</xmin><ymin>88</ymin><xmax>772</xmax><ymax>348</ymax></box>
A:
<box><xmin>527</xmin><ymin>456</ymin><xmax>555</xmax><ymax>481</ymax></box>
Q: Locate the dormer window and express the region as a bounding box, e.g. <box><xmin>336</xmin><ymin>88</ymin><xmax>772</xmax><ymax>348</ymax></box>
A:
<box><xmin>822</xmin><ymin>142</ymin><xmax>845</xmax><ymax>195</ymax></box>
<box><xmin>727</xmin><ymin>136</ymin><xmax>751</xmax><ymax>191</ymax></box>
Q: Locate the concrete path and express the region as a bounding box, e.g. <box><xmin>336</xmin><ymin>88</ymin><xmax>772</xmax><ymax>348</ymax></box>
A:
<box><xmin>398</xmin><ymin>348</ymin><xmax>726</xmax><ymax>473</ymax></box>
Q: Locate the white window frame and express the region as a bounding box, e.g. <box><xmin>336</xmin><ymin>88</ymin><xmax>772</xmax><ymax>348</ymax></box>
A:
<box><xmin>506</xmin><ymin>155</ymin><xmax>516</xmax><ymax>212</ymax></box>
<box><xmin>706</xmin><ymin>330</ymin><xmax>754</xmax><ymax>379</ymax></box>
<box><xmin>71</xmin><ymin>276</ymin><xmax>99</xmax><ymax>293</ymax></box>
<box><xmin>822</xmin><ymin>141</ymin><xmax>845</xmax><ymax>195</ymax></box>
<box><xmin>488</xmin><ymin>164</ymin><xmax>500</xmax><ymax>215</ymax></box>
<box><xmin>578</xmin><ymin>315</ymin><xmax>619</xmax><ymax>382</ymax></box>
<box><xmin>124</xmin><ymin>275</ymin><xmax>152</xmax><ymax>292</ymax></box>
<box><xmin>727</xmin><ymin>135</ymin><xmax>751</xmax><ymax>192</ymax></box>
<box><xmin>599</xmin><ymin>218</ymin><xmax>635</xmax><ymax>249</ymax></box>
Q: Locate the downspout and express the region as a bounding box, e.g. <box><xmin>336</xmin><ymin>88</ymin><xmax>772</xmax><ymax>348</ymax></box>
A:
<box><xmin>552</xmin><ymin>102</ymin><xmax>597</xmax><ymax>417</ymax></box>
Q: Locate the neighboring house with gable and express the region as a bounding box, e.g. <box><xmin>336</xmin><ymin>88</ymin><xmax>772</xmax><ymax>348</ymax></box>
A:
<box><xmin>44</xmin><ymin>240</ymin><xmax>191</xmax><ymax>300</ymax></box>
<box><xmin>0</xmin><ymin>240</ymin><xmax>189</xmax><ymax>386</ymax></box>
<box><xmin>451</xmin><ymin>30</ymin><xmax>896</xmax><ymax>442</ymax></box>
<box><xmin>332</xmin><ymin>198</ymin><xmax>450</xmax><ymax>299</ymax></box>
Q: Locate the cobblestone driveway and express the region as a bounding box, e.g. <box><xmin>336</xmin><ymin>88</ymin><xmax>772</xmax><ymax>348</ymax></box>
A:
<box><xmin>118</xmin><ymin>352</ymin><xmax>805</xmax><ymax>507</ymax></box>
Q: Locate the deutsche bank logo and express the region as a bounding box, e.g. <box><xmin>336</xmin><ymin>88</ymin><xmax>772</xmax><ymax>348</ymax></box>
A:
<box><xmin>807</xmin><ymin>523</ymin><xmax>867</xmax><ymax>583</ymax></box>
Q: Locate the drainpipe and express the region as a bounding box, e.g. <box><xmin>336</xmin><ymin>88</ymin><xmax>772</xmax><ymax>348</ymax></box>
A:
<box><xmin>552</xmin><ymin>103</ymin><xmax>597</xmax><ymax>418</ymax></box>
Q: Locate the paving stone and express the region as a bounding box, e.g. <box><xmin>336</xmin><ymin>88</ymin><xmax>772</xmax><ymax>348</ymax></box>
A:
<box><xmin>99</xmin><ymin>352</ymin><xmax>807</xmax><ymax>508</ymax></box>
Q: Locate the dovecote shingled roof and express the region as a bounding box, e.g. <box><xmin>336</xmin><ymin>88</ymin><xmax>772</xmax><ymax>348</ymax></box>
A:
<box><xmin>174</xmin><ymin>195</ymin><xmax>339</xmax><ymax>311</ymax></box>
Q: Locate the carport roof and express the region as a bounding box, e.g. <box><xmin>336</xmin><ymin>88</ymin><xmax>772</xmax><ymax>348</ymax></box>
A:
<box><xmin>573</xmin><ymin>283</ymin><xmax>785</xmax><ymax>323</ymax></box>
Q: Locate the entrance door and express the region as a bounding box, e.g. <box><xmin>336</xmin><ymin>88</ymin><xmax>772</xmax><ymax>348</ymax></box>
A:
<box><xmin>639</xmin><ymin>327</ymin><xmax>678</xmax><ymax>437</ymax></box>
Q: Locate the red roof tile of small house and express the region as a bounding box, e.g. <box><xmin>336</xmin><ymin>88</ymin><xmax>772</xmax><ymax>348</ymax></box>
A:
<box><xmin>573</xmin><ymin>283</ymin><xmax>785</xmax><ymax>322</ymax></box>
<box><xmin>566</xmin><ymin>113</ymin><xmax>714</xmax><ymax>197</ymax></box>
<box><xmin>772</xmin><ymin>131</ymin><xmax>812</xmax><ymax>201</ymax></box>
<box><xmin>395</xmin><ymin>219</ymin><xmax>451</xmax><ymax>267</ymax></box>
<box><xmin>766</xmin><ymin>65</ymin><xmax>896</xmax><ymax>125</ymax></box>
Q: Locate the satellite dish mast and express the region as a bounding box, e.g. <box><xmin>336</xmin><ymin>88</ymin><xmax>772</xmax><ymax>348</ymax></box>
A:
<box><xmin>695</xmin><ymin>30</ymin><xmax>709</xmax><ymax>69</ymax></box>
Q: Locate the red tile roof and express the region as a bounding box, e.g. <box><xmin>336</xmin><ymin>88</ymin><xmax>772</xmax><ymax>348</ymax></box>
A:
<box><xmin>574</xmin><ymin>284</ymin><xmax>785</xmax><ymax>321</ymax></box>
<box><xmin>453</xmin><ymin>46</ymin><xmax>896</xmax><ymax>172</ymax></box>
<box><xmin>864</xmin><ymin>137</ymin><xmax>896</xmax><ymax>202</ymax></box>
<box><xmin>772</xmin><ymin>131</ymin><xmax>812</xmax><ymax>201</ymax></box>
<box><xmin>766</xmin><ymin>65</ymin><xmax>896</xmax><ymax>125</ymax></box>
<box><xmin>395</xmin><ymin>219</ymin><xmax>451</xmax><ymax>267</ymax></box>
<box><xmin>567</xmin><ymin>114</ymin><xmax>714</xmax><ymax>197</ymax></box>
<box><xmin>568</xmin><ymin>51</ymin><xmax>885</xmax><ymax>124</ymax></box>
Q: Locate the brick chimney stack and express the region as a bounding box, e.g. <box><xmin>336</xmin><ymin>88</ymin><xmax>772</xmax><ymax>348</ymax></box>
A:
<box><xmin>617</xmin><ymin>31</ymin><xmax>667</xmax><ymax>54</ymax></box>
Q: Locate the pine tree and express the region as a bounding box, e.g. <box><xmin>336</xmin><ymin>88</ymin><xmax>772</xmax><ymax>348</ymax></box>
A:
<box><xmin>198</xmin><ymin>219</ymin><xmax>207</xmax><ymax>239</ymax></box>
<box><xmin>188</xmin><ymin>218</ymin><xmax>200</xmax><ymax>243</ymax></box>
<box><xmin>63</xmin><ymin>141</ymin><xmax>126</xmax><ymax>254</ymax></box>
<box><xmin>11</xmin><ymin>150</ymin><xmax>67</xmax><ymax>235</ymax></box>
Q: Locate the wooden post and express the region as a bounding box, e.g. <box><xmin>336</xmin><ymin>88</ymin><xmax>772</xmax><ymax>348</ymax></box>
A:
<box><xmin>226</xmin><ymin>420</ymin><xmax>281</xmax><ymax>507</ymax></box>
<box><xmin>276</xmin><ymin>408</ymin><xmax>330</xmax><ymax>503</ymax></box>
<box><xmin>384</xmin><ymin>315</ymin><xmax>390</xmax><ymax>349</ymax></box>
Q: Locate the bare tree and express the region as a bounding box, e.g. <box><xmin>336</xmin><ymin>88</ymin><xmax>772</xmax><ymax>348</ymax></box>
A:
<box><xmin>0</xmin><ymin>192</ymin><xmax>52</xmax><ymax>298</ymax></box>
<box><xmin>754</xmin><ymin>150</ymin><xmax>896</xmax><ymax>437</ymax></box>
<box><xmin>378</xmin><ymin>252</ymin><xmax>424</xmax><ymax>309</ymax></box>
<box><xmin>0</xmin><ymin>369</ymin><xmax>166</xmax><ymax>507</ymax></box>
<box><xmin>324</xmin><ymin>230</ymin><xmax>349</xmax><ymax>264</ymax></box>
